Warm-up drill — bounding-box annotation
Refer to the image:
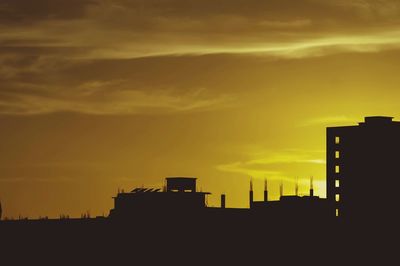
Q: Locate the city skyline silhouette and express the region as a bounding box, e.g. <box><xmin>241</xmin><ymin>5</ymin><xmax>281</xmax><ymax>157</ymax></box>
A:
<box><xmin>0</xmin><ymin>116</ymin><xmax>397</xmax><ymax>223</ymax></box>
<box><xmin>1</xmin><ymin>1</ymin><xmax>400</xmax><ymax>263</ymax></box>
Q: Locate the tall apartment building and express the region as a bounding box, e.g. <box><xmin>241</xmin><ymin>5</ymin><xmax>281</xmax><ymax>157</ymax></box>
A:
<box><xmin>327</xmin><ymin>116</ymin><xmax>400</xmax><ymax>223</ymax></box>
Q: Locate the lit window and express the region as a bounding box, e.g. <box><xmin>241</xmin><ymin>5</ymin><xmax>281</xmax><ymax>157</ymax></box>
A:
<box><xmin>335</xmin><ymin>151</ymin><xmax>340</xmax><ymax>159</ymax></box>
<box><xmin>335</xmin><ymin>180</ymin><xmax>340</xmax><ymax>188</ymax></box>
<box><xmin>335</xmin><ymin>194</ymin><xmax>340</xmax><ymax>202</ymax></box>
<box><xmin>335</xmin><ymin>136</ymin><xmax>340</xmax><ymax>144</ymax></box>
<box><xmin>335</xmin><ymin>165</ymin><xmax>340</xmax><ymax>173</ymax></box>
<box><xmin>336</xmin><ymin>208</ymin><xmax>339</xmax><ymax>217</ymax></box>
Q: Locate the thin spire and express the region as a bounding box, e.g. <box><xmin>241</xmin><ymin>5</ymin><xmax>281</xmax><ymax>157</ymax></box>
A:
<box><xmin>264</xmin><ymin>177</ymin><xmax>268</xmax><ymax>202</ymax></box>
<box><xmin>310</xmin><ymin>176</ymin><xmax>314</xmax><ymax>190</ymax></box>
<box><xmin>249</xmin><ymin>177</ymin><xmax>254</xmax><ymax>208</ymax></box>
<box><xmin>310</xmin><ymin>176</ymin><xmax>314</xmax><ymax>197</ymax></box>
<box><xmin>280</xmin><ymin>180</ymin><xmax>283</xmax><ymax>198</ymax></box>
<box><xmin>295</xmin><ymin>178</ymin><xmax>299</xmax><ymax>196</ymax></box>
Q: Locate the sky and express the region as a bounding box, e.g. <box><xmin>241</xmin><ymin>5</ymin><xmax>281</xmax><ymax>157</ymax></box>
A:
<box><xmin>1</xmin><ymin>0</ymin><xmax>400</xmax><ymax>218</ymax></box>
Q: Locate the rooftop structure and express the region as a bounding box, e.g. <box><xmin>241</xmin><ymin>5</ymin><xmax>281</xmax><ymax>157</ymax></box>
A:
<box><xmin>251</xmin><ymin>178</ymin><xmax>329</xmax><ymax>219</ymax></box>
<box><xmin>109</xmin><ymin>177</ymin><xmax>210</xmax><ymax>219</ymax></box>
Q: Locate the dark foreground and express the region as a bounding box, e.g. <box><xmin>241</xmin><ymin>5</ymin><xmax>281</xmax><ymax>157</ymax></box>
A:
<box><xmin>0</xmin><ymin>215</ymin><xmax>396</xmax><ymax>265</ymax></box>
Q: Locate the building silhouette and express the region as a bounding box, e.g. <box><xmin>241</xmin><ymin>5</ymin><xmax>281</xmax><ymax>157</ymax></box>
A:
<box><xmin>251</xmin><ymin>177</ymin><xmax>329</xmax><ymax>220</ymax></box>
<box><xmin>107</xmin><ymin>175</ymin><xmax>329</xmax><ymax>223</ymax></box>
<box><xmin>2</xmin><ymin>116</ymin><xmax>398</xmax><ymax>226</ymax></box>
<box><xmin>109</xmin><ymin>177</ymin><xmax>211</xmax><ymax>219</ymax></box>
<box><xmin>327</xmin><ymin>116</ymin><xmax>400</xmax><ymax>224</ymax></box>
<box><xmin>106</xmin><ymin>115</ymin><xmax>400</xmax><ymax>224</ymax></box>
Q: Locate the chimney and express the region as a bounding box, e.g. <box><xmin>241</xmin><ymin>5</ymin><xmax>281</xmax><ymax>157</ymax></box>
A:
<box><xmin>310</xmin><ymin>176</ymin><xmax>314</xmax><ymax>197</ymax></box>
<box><xmin>221</xmin><ymin>194</ymin><xmax>226</xmax><ymax>209</ymax></box>
<box><xmin>264</xmin><ymin>178</ymin><xmax>268</xmax><ymax>202</ymax></box>
<box><xmin>249</xmin><ymin>178</ymin><xmax>254</xmax><ymax>208</ymax></box>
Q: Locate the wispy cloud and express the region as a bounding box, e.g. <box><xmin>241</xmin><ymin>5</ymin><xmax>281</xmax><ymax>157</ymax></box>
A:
<box><xmin>216</xmin><ymin>148</ymin><xmax>326</xmax><ymax>197</ymax></box>
<box><xmin>217</xmin><ymin>161</ymin><xmax>283</xmax><ymax>179</ymax></box>
<box><xmin>216</xmin><ymin>149</ymin><xmax>325</xmax><ymax>180</ymax></box>
<box><xmin>0</xmin><ymin>85</ymin><xmax>234</xmax><ymax>115</ymax></box>
<box><xmin>3</xmin><ymin>1</ymin><xmax>400</xmax><ymax>60</ymax></box>
<box><xmin>3</xmin><ymin>0</ymin><xmax>400</xmax><ymax>116</ymax></box>
<box><xmin>77</xmin><ymin>31</ymin><xmax>400</xmax><ymax>60</ymax></box>
<box><xmin>299</xmin><ymin>116</ymin><xmax>356</xmax><ymax>127</ymax></box>
<box><xmin>0</xmin><ymin>177</ymin><xmax>72</xmax><ymax>183</ymax></box>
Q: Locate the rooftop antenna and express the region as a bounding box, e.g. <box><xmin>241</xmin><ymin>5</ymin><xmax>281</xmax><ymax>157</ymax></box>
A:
<box><xmin>310</xmin><ymin>176</ymin><xmax>314</xmax><ymax>197</ymax></box>
<box><xmin>221</xmin><ymin>194</ymin><xmax>226</xmax><ymax>209</ymax></box>
<box><xmin>264</xmin><ymin>177</ymin><xmax>268</xmax><ymax>202</ymax></box>
<box><xmin>279</xmin><ymin>180</ymin><xmax>284</xmax><ymax>199</ymax></box>
<box><xmin>249</xmin><ymin>177</ymin><xmax>254</xmax><ymax>208</ymax></box>
<box><xmin>295</xmin><ymin>177</ymin><xmax>299</xmax><ymax>196</ymax></box>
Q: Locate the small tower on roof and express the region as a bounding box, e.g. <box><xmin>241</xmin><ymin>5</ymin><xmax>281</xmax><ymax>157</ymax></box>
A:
<box><xmin>249</xmin><ymin>177</ymin><xmax>254</xmax><ymax>208</ymax></box>
<box><xmin>310</xmin><ymin>176</ymin><xmax>314</xmax><ymax>197</ymax></box>
<box><xmin>264</xmin><ymin>178</ymin><xmax>268</xmax><ymax>202</ymax></box>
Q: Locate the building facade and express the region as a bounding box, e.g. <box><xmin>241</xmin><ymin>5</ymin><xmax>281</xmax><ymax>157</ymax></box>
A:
<box><xmin>327</xmin><ymin>116</ymin><xmax>400</xmax><ymax>224</ymax></box>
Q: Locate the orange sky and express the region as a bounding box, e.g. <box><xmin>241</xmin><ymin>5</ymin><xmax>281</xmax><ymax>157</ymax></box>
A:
<box><xmin>1</xmin><ymin>0</ymin><xmax>400</xmax><ymax>218</ymax></box>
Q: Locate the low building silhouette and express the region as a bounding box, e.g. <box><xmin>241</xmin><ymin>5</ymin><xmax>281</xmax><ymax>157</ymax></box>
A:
<box><xmin>251</xmin><ymin>178</ymin><xmax>329</xmax><ymax>220</ymax></box>
<box><xmin>109</xmin><ymin>177</ymin><xmax>211</xmax><ymax>219</ymax></box>
<box><xmin>108</xmin><ymin>176</ymin><xmax>329</xmax><ymax>222</ymax></box>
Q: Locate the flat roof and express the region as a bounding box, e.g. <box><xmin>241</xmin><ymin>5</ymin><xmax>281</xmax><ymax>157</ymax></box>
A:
<box><xmin>166</xmin><ymin>177</ymin><xmax>197</xmax><ymax>180</ymax></box>
<box><xmin>327</xmin><ymin>116</ymin><xmax>399</xmax><ymax>129</ymax></box>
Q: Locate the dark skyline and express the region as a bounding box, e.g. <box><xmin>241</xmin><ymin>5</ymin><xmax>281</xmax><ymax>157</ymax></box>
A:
<box><xmin>2</xmin><ymin>116</ymin><xmax>399</xmax><ymax>223</ymax></box>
